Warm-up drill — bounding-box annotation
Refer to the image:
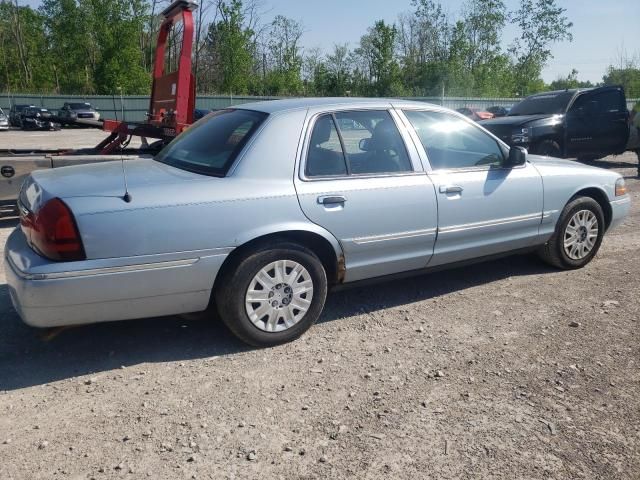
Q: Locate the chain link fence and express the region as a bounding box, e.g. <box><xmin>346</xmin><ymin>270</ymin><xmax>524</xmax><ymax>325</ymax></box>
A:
<box><xmin>1</xmin><ymin>93</ymin><xmax>638</xmax><ymax>123</ymax></box>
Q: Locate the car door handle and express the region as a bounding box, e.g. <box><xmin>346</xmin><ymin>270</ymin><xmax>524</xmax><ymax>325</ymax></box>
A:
<box><xmin>317</xmin><ymin>195</ymin><xmax>347</xmax><ymax>205</ymax></box>
<box><xmin>439</xmin><ymin>185</ymin><xmax>463</xmax><ymax>194</ymax></box>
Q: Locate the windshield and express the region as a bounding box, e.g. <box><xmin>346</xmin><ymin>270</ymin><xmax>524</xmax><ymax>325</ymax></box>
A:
<box><xmin>508</xmin><ymin>91</ymin><xmax>575</xmax><ymax>116</ymax></box>
<box><xmin>155</xmin><ymin>109</ymin><xmax>268</xmax><ymax>177</ymax></box>
<box><xmin>69</xmin><ymin>103</ymin><xmax>93</xmax><ymax>110</ymax></box>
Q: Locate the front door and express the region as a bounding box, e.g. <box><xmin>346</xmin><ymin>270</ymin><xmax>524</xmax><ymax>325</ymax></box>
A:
<box><xmin>294</xmin><ymin>108</ymin><xmax>438</xmax><ymax>282</ymax></box>
<box><xmin>565</xmin><ymin>86</ymin><xmax>630</xmax><ymax>158</ymax></box>
<box><xmin>401</xmin><ymin>108</ymin><xmax>544</xmax><ymax>266</ymax></box>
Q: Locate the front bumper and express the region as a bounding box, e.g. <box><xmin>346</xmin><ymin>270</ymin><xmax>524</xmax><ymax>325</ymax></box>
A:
<box><xmin>609</xmin><ymin>195</ymin><xmax>631</xmax><ymax>231</ymax></box>
<box><xmin>4</xmin><ymin>228</ymin><xmax>229</xmax><ymax>328</ymax></box>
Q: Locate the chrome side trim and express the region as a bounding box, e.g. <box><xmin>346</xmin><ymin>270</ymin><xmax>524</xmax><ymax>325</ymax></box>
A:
<box><xmin>352</xmin><ymin>228</ymin><xmax>437</xmax><ymax>245</ymax></box>
<box><xmin>542</xmin><ymin>210</ymin><xmax>559</xmax><ymax>219</ymax></box>
<box><xmin>8</xmin><ymin>256</ymin><xmax>199</xmax><ymax>281</ymax></box>
<box><xmin>439</xmin><ymin>213</ymin><xmax>542</xmax><ymax>234</ymax></box>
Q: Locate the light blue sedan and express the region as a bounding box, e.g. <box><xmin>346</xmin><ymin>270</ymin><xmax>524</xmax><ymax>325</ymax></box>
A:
<box><xmin>4</xmin><ymin>98</ymin><xmax>631</xmax><ymax>346</ymax></box>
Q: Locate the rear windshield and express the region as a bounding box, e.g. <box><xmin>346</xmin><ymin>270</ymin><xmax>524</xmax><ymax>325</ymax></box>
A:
<box><xmin>154</xmin><ymin>109</ymin><xmax>268</xmax><ymax>177</ymax></box>
<box><xmin>509</xmin><ymin>91</ymin><xmax>575</xmax><ymax>116</ymax></box>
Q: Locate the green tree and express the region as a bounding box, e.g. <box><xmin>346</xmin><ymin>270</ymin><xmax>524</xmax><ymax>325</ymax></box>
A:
<box><xmin>324</xmin><ymin>44</ymin><xmax>351</xmax><ymax>95</ymax></box>
<box><xmin>39</xmin><ymin>0</ymin><xmax>149</xmax><ymax>94</ymax></box>
<box><xmin>603</xmin><ymin>67</ymin><xmax>640</xmax><ymax>98</ymax></box>
<box><xmin>264</xmin><ymin>15</ymin><xmax>303</xmax><ymax>95</ymax></box>
<box><xmin>548</xmin><ymin>68</ymin><xmax>594</xmax><ymax>91</ymax></box>
<box><xmin>509</xmin><ymin>0</ymin><xmax>573</xmax><ymax>96</ymax></box>
<box><xmin>0</xmin><ymin>2</ymin><xmax>52</xmax><ymax>93</ymax></box>
<box><xmin>367</xmin><ymin>21</ymin><xmax>402</xmax><ymax>96</ymax></box>
<box><xmin>206</xmin><ymin>0</ymin><xmax>256</xmax><ymax>94</ymax></box>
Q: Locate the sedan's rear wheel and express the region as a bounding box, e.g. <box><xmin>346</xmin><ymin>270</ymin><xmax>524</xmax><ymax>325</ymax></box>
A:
<box><xmin>215</xmin><ymin>242</ymin><xmax>327</xmax><ymax>347</ymax></box>
<box><xmin>538</xmin><ymin>196</ymin><xmax>604</xmax><ymax>269</ymax></box>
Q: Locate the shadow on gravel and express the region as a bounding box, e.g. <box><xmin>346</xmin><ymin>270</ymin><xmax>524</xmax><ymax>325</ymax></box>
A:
<box><xmin>578</xmin><ymin>157</ymin><xmax>638</xmax><ymax>170</ymax></box>
<box><xmin>321</xmin><ymin>253</ymin><xmax>554</xmax><ymax>323</ymax></box>
<box><xmin>0</xmin><ymin>253</ymin><xmax>555</xmax><ymax>391</ymax></box>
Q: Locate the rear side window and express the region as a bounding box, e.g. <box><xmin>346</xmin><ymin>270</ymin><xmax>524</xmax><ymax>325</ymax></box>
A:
<box><xmin>155</xmin><ymin>109</ymin><xmax>268</xmax><ymax>177</ymax></box>
<box><xmin>305</xmin><ymin>110</ymin><xmax>412</xmax><ymax>177</ymax></box>
<box><xmin>404</xmin><ymin>110</ymin><xmax>504</xmax><ymax>170</ymax></box>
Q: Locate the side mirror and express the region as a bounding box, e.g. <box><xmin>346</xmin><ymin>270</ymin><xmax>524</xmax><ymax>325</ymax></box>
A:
<box><xmin>359</xmin><ymin>138</ymin><xmax>372</xmax><ymax>151</ymax></box>
<box><xmin>507</xmin><ymin>146</ymin><xmax>527</xmax><ymax>167</ymax></box>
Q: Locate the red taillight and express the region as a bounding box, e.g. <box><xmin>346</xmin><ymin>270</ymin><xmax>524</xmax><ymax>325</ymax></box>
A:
<box><xmin>21</xmin><ymin>198</ymin><xmax>86</xmax><ymax>261</ymax></box>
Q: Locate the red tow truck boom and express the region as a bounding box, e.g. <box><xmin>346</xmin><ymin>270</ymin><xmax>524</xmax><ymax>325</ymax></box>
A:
<box><xmin>0</xmin><ymin>0</ymin><xmax>200</xmax><ymax>212</ymax></box>
<box><xmin>98</xmin><ymin>0</ymin><xmax>198</xmax><ymax>153</ymax></box>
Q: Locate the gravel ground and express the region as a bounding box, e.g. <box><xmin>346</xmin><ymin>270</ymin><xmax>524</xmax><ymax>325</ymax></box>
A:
<box><xmin>0</xmin><ymin>132</ymin><xmax>638</xmax><ymax>479</ymax></box>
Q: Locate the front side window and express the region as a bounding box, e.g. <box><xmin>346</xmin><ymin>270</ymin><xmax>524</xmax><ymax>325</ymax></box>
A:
<box><xmin>305</xmin><ymin>110</ymin><xmax>412</xmax><ymax>177</ymax></box>
<box><xmin>155</xmin><ymin>108</ymin><xmax>268</xmax><ymax>177</ymax></box>
<box><xmin>570</xmin><ymin>90</ymin><xmax>625</xmax><ymax>115</ymax></box>
<box><xmin>404</xmin><ymin>110</ymin><xmax>505</xmax><ymax>170</ymax></box>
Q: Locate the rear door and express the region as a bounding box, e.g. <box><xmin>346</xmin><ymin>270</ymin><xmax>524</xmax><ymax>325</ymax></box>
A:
<box><xmin>294</xmin><ymin>106</ymin><xmax>438</xmax><ymax>282</ymax></box>
<box><xmin>565</xmin><ymin>87</ymin><xmax>629</xmax><ymax>158</ymax></box>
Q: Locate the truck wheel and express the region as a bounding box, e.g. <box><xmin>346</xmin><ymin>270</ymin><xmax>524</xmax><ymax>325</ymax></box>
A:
<box><xmin>537</xmin><ymin>196</ymin><xmax>604</xmax><ymax>270</ymax></box>
<box><xmin>531</xmin><ymin>140</ymin><xmax>562</xmax><ymax>158</ymax></box>
<box><xmin>214</xmin><ymin>242</ymin><xmax>328</xmax><ymax>347</ymax></box>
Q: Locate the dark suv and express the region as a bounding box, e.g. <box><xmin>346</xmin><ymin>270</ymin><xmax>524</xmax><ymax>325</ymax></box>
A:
<box><xmin>20</xmin><ymin>107</ymin><xmax>60</xmax><ymax>131</ymax></box>
<box><xmin>480</xmin><ymin>86</ymin><xmax>629</xmax><ymax>160</ymax></box>
<box><xmin>9</xmin><ymin>104</ymin><xmax>35</xmax><ymax>128</ymax></box>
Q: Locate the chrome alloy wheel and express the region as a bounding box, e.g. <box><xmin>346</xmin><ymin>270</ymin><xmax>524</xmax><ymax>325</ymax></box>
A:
<box><xmin>245</xmin><ymin>260</ymin><xmax>314</xmax><ymax>332</ymax></box>
<box><xmin>564</xmin><ymin>209</ymin><xmax>599</xmax><ymax>260</ymax></box>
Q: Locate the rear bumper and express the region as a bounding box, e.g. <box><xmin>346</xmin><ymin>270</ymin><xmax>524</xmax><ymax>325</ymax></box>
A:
<box><xmin>4</xmin><ymin>228</ymin><xmax>230</xmax><ymax>328</ymax></box>
<box><xmin>609</xmin><ymin>196</ymin><xmax>631</xmax><ymax>231</ymax></box>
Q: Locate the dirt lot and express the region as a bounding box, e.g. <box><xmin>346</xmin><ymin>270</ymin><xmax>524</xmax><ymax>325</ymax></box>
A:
<box><xmin>0</xmin><ymin>130</ymin><xmax>639</xmax><ymax>479</ymax></box>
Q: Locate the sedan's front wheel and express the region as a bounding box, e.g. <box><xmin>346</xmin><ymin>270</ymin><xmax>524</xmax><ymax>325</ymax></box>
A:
<box><xmin>538</xmin><ymin>196</ymin><xmax>605</xmax><ymax>269</ymax></box>
<box><xmin>215</xmin><ymin>242</ymin><xmax>328</xmax><ymax>347</ymax></box>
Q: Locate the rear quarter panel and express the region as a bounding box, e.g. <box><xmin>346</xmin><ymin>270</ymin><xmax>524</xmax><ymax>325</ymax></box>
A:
<box><xmin>67</xmin><ymin>109</ymin><xmax>342</xmax><ymax>261</ymax></box>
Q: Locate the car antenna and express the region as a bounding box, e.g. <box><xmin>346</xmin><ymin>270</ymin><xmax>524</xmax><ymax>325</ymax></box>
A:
<box><xmin>120</xmin><ymin>152</ymin><xmax>132</xmax><ymax>203</ymax></box>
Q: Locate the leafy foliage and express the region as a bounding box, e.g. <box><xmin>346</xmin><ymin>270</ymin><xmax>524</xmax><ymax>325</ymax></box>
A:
<box><xmin>5</xmin><ymin>0</ymin><xmax>630</xmax><ymax>99</ymax></box>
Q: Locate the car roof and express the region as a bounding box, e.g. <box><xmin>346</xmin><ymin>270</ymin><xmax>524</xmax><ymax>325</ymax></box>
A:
<box><xmin>234</xmin><ymin>97</ymin><xmax>438</xmax><ymax>114</ymax></box>
<box><xmin>527</xmin><ymin>88</ymin><xmax>597</xmax><ymax>99</ymax></box>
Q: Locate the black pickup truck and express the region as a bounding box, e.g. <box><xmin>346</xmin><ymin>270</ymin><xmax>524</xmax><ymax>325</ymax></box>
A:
<box><xmin>479</xmin><ymin>86</ymin><xmax>629</xmax><ymax>160</ymax></box>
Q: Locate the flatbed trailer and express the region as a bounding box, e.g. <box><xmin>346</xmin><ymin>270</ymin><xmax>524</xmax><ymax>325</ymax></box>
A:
<box><xmin>0</xmin><ymin>0</ymin><xmax>198</xmax><ymax>213</ymax></box>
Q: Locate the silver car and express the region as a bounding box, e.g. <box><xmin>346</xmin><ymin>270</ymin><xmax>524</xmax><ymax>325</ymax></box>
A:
<box><xmin>0</xmin><ymin>108</ymin><xmax>9</xmax><ymax>130</ymax></box>
<box><xmin>4</xmin><ymin>98</ymin><xmax>631</xmax><ymax>346</ymax></box>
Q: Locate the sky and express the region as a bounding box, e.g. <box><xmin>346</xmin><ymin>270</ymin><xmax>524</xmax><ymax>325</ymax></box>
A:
<box><xmin>21</xmin><ymin>0</ymin><xmax>640</xmax><ymax>83</ymax></box>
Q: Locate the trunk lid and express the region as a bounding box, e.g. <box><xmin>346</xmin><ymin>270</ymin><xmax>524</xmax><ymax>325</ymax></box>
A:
<box><xmin>19</xmin><ymin>158</ymin><xmax>206</xmax><ymax>214</ymax></box>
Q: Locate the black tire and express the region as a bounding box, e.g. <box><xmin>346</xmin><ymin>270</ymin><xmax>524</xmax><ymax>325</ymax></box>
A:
<box><xmin>214</xmin><ymin>242</ymin><xmax>328</xmax><ymax>347</ymax></box>
<box><xmin>537</xmin><ymin>196</ymin><xmax>605</xmax><ymax>269</ymax></box>
<box><xmin>531</xmin><ymin>139</ymin><xmax>562</xmax><ymax>158</ymax></box>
